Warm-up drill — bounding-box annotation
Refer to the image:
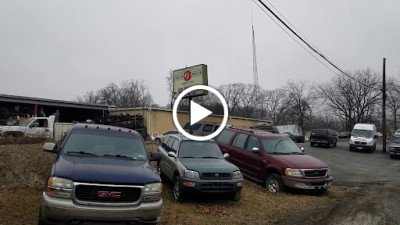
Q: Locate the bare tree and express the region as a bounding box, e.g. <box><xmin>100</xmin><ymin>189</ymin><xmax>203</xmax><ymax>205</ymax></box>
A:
<box><xmin>285</xmin><ymin>80</ymin><xmax>315</xmax><ymax>134</ymax></box>
<box><xmin>319</xmin><ymin>69</ymin><xmax>381</xmax><ymax>131</ymax></box>
<box><xmin>240</xmin><ymin>84</ymin><xmax>261</xmax><ymax>118</ymax></box>
<box><xmin>218</xmin><ymin>83</ymin><xmax>244</xmax><ymax>114</ymax></box>
<box><xmin>263</xmin><ymin>89</ymin><xmax>290</xmax><ymax>125</ymax></box>
<box><xmin>386</xmin><ymin>77</ymin><xmax>400</xmax><ymax>132</ymax></box>
<box><xmin>166</xmin><ymin>70</ymin><xmax>174</xmax><ymax>109</ymax></box>
<box><xmin>76</xmin><ymin>90</ymin><xmax>101</xmax><ymax>104</ymax></box>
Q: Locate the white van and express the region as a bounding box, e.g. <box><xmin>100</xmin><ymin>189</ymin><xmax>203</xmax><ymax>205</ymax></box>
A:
<box><xmin>349</xmin><ymin>123</ymin><xmax>377</xmax><ymax>152</ymax></box>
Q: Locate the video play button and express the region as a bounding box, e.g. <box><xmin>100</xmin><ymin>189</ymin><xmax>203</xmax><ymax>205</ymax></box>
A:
<box><xmin>190</xmin><ymin>101</ymin><xmax>212</xmax><ymax>125</ymax></box>
<box><xmin>172</xmin><ymin>85</ymin><xmax>228</xmax><ymax>141</ymax></box>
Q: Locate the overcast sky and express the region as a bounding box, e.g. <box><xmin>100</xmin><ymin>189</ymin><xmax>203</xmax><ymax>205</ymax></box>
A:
<box><xmin>1</xmin><ymin>0</ymin><xmax>399</xmax><ymax>106</ymax></box>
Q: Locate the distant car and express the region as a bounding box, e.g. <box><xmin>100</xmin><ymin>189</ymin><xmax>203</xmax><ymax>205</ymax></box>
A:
<box><xmin>250</xmin><ymin>125</ymin><xmax>279</xmax><ymax>134</ymax></box>
<box><xmin>375</xmin><ymin>132</ymin><xmax>383</xmax><ymax>138</ymax></box>
<box><xmin>154</xmin><ymin>130</ymin><xmax>179</xmax><ymax>145</ymax></box>
<box><xmin>283</xmin><ymin>132</ymin><xmax>305</xmax><ymax>143</ymax></box>
<box><xmin>338</xmin><ymin>131</ymin><xmax>351</xmax><ymax>138</ymax></box>
<box><xmin>157</xmin><ymin>134</ymin><xmax>243</xmax><ymax>201</ymax></box>
<box><xmin>310</xmin><ymin>129</ymin><xmax>338</xmax><ymax>148</ymax></box>
<box><xmin>183</xmin><ymin>122</ymin><xmax>220</xmax><ymax>136</ymax></box>
<box><xmin>394</xmin><ymin>129</ymin><xmax>400</xmax><ymax>136</ymax></box>
<box><xmin>389</xmin><ymin>136</ymin><xmax>400</xmax><ymax>159</ymax></box>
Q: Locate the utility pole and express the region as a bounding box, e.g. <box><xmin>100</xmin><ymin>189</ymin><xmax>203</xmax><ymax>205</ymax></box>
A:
<box><xmin>382</xmin><ymin>58</ymin><xmax>387</xmax><ymax>152</ymax></box>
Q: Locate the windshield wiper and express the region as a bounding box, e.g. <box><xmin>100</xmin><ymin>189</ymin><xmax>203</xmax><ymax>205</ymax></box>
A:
<box><xmin>274</xmin><ymin>139</ymin><xmax>285</xmax><ymax>148</ymax></box>
<box><xmin>201</xmin><ymin>156</ymin><xmax>220</xmax><ymax>159</ymax></box>
<box><xmin>66</xmin><ymin>151</ymin><xmax>99</xmax><ymax>157</ymax></box>
<box><xmin>102</xmin><ymin>154</ymin><xmax>135</xmax><ymax>160</ymax></box>
<box><xmin>271</xmin><ymin>152</ymin><xmax>290</xmax><ymax>155</ymax></box>
<box><xmin>290</xmin><ymin>152</ymin><xmax>304</xmax><ymax>155</ymax></box>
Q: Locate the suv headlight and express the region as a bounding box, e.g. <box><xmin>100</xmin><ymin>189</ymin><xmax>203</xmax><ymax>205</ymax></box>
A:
<box><xmin>46</xmin><ymin>177</ymin><xmax>73</xmax><ymax>198</ymax></box>
<box><xmin>389</xmin><ymin>146</ymin><xmax>394</xmax><ymax>151</ymax></box>
<box><xmin>184</xmin><ymin>170</ymin><xmax>200</xmax><ymax>179</ymax></box>
<box><xmin>285</xmin><ymin>168</ymin><xmax>303</xmax><ymax>178</ymax></box>
<box><xmin>232</xmin><ymin>170</ymin><xmax>243</xmax><ymax>179</ymax></box>
<box><xmin>143</xmin><ymin>182</ymin><xmax>162</xmax><ymax>202</ymax></box>
<box><xmin>327</xmin><ymin>168</ymin><xmax>331</xmax><ymax>176</ymax></box>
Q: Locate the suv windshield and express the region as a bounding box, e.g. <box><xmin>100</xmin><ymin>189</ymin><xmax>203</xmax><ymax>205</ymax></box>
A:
<box><xmin>352</xmin><ymin>129</ymin><xmax>373</xmax><ymax>138</ymax></box>
<box><xmin>262</xmin><ymin>138</ymin><xmax>303</xmax><ymax>154</ymax></box>
<box><xmin>311</xmin><ymin>129</ymin><xmax>328</xmax><ymax>135</ymax></box>
<box><xmin>392</xmin><ymin>136</ymin><xmax>400</xmax><ymax>144</ymax></box>
<box><xmin>179</xmin><ymin>141</ymin><xmax>223</xmax><ymax>159</ymax></box>
<box><xmin>63</xmin><ymin>130</ymin><xmax>148</xmax><ymax>160</ymax></box>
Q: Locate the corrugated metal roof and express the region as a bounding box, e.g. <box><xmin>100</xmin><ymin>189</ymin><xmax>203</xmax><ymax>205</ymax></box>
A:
<box><xmin>0</xmin><ymin>93</ymin><xmax>114</xmax><ymax>110</ymax></box>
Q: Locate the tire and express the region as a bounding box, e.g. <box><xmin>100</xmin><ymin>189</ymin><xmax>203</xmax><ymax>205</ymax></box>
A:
<box><xmin>232</xmin><ymin>190</ymin><xmax>241</xmax><ymax>201</ymax></box>
<box><xmin>310</xmin><ymin>142</ymin><xmax>314</xmax><ymax>147</ymax></box>
<box><xmin>349</xmin><ymin>146</ymin><xmax>354</xmax><ymax>151</ymax></box>
<box><xmin>38</xmin><ymin>209</ymin><xmax>48</xmax><ymax>225</ymax></box>
<box><xmin>327</xmin><ymin>141</ymin><xmax>332</xmax><ymax>148</ymax></box>
<box><xmin>173</xmin><ymin>176</ymin><xmax>185</xmax><ymax>201</ymax></box>
<box><xmin>155</xmin><ymin>138</ymin><xmax>161</xmax><ymax>145</ymax></box>
<box><xmin>390</xmin><ymin>155</ymin><xmax>395</xmax><ymax>159</ymax></box>
<box><xmin>265</xmin><ymin>173</ymin><xmax>284</xmax><ymax>193</ymax></box>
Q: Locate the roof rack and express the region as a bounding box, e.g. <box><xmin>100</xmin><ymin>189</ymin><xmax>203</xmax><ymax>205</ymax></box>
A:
<box><xmin>229</xmin><ymin>126</ymin><xmax>255</xmax><ymax>133</ymax></box>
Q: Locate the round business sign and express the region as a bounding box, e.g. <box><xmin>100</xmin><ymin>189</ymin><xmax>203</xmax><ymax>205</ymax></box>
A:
<box><xmin>183</xmin><ymin>71</ymin><xmax>192</xmax><ymax>81</ymax></box>
<box><xmin>172</xmin><ymin>85</ymin><xmax>228</xmax><ymax>141</ymax></box>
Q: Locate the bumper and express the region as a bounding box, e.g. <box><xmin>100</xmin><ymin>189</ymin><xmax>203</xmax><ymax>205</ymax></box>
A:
<box><xmin>349</xmin><ymin>144</ymin><xmax>373</xmax><ymax>150</ymax></box>
<box><xmin>41</xmin><ymin>193</ymin><xmax>162</xmax><ymax>225</ymax></box>
<box><xmin>281</xmin><ymin>176</ymin><xmax>333</xmax><ymax>190</ymax></box>
<box><xmin>179</xmin><ymin>177</ymin><xmax>243</xmax><ymax>194</ymax></box>
<box><xmin>310</xmin><ymin>139</ymin><xmax>329</xmax><ymax>144</ymax></box>
<box><xmin>389</xmin><ymin>150</ymin><xmax>400</xmax><ymax>156</ymax></box>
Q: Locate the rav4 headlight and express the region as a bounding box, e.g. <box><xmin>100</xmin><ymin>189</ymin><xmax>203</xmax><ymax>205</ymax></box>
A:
<box><xmin>285</xmin><ymin>168</ymin><xmax>303</xmax><ymax>178</ymax></box>
<box><xmin>184</xmin><ymin>170</ymin><xmax>200</xmax><ymax>179</ymax></box>
<box><xmin>232</xmin><ymin>170</ymin><xmax>243</xmax><ymax>179</ymax></box>
<box><xmin>46</xmin><ymin>177</ymin><xmax>73</xmax><ymax>198</ymax></box>
<box><xmin>327</xmin><ymin>168</ymin><xmax>331</xmax><ymax>176</ymax></box>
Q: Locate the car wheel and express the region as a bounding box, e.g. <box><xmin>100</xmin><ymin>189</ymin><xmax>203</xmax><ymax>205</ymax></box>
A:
<box><xmin>155</xmin><ymin>138</ymin><xmax>161</xmax><ymax>145</ymax></box>
<box><xmin>265</xmin><ymin>173</ymin><xmax>284</xmax><ymax>193</ymax></box>
<box><xmin>349</xmin><ymin>146</ymin><xmax>354</xmax><ymax>151</ymax></box>
<box><xmin>390</xmin><ymin>155</ymin><xmax>395</xmax><ymax>159</ymax></box>
<box><xmin>310</xmin><ymin>142</ymin><xmax>314</xmax><ymax>147</ymax></box>
<box><xmin>173</xmin><ymin>177</ymin><xmax>185</xmax><ymax>201</ymax></box>
<box><xmin>327</xmin><ymin>141</ymin><xmax>332</xmax><ymax>148</ymax></box>
<box><xmin>232</xmin><ymin>190</ymin><xmax>242</xmax><ymax>201</ymax></box>
<box><xmin>38</xmin><ymin>209</ymin><xmax>48</xmax><ymax>225</ymax></box>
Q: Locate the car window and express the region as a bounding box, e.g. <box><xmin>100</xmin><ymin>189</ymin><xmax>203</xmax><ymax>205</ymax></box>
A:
<box><xmin>172</xmin><ymin>139</ymin><xmax>179</xmax><ymax>152</ymax></box>
<box><xmin>202</xmin><ymin>124</ymin><xmax>214</xmax><ymax>132</ymax></box>
<box><xmin>215</xmin><ymin>130</ymin><xmax>236</xmax><ymax>144</ymax></box>
<box><xmin>246</xmin><ymin>136</ymin><xmax>260</xmax><ymax>151</ymax></box>
<box><xmin>192</xmin><ymin>123</ymin><xmax>202</xmax><ymax>131</ymax></box>
<box><xmin>163</xmin><ymin>136</ymin><xmax>170</xmax><ymax>144</ymax></box>
<box><xmin>166</xmin><ymin>137</ymin><xmax>175</xmax><ymax>149</ymax></box>
<box><xmin>165</xmin><ymin>130</ymin><xmax>178</xmax><ymax>135</ymax></box>
<box><xmin>262</xmin><ymin>137</ymin><xmax>302</xmax><ymax>154</ymax></box>
<box><xmin>178</xmin><ymin>141</ymin><xmax>223</xmax><ymax>158</ymax></box>
<box><xmin>232</xmin><ymin>133</ymin><xmax>249</xmax><ymax>149</ymax></box>
<box><xmin>63</xmin><ymin>130</ymin><xmax>147</xmax><ymax>160</ymax></box>
<box><xmin>214</xmin><ymin>125</ymin><xmax>220</xmax><ymax>132</ymax></box>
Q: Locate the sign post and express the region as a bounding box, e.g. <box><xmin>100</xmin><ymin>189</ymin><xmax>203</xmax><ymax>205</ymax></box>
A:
<box><xmin>173</xmin><ymin>64</ymin><xmax>208</xmax><ymax>134</ymax></box>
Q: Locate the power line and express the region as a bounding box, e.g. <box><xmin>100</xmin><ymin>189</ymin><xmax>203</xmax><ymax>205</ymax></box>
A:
<box><xmin>252</xmin><ymin>0</ymin><xmax>375</xmax><ymax>89</ymax></box>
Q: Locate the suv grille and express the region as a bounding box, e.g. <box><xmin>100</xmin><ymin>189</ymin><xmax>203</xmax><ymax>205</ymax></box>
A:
<box><xmin>354</xmin><ymin>141</ymin><xmax>367</xmax><ymax>145</ymax></box>
<box><xmin>199</xmin><ymin>182</ymin><xmax>235</xmax><ymax>192</ymax></box>
<box><xmin>304</xmin><ymin>169</ymin><xmax>327</xmax><ymax>178</ymax></box>
<box><xmin>74</xmin><ymin>185</ymin><xmax>141</xmax><ymax>203</ymax></box>
<box><xmin>202</xmin><ymin>173</ymin><xmax>231</xmax><ymax>179</ymax></box>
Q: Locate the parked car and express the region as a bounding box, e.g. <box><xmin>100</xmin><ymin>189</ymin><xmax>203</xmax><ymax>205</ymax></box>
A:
<box><xmin>157</xmin><ymin>134</ymin><xmax>243</xmax><ymax>201</ymax></box>
<box><xmin>154</xmin><ymin>130</ymin><xmax>179</xmax><ymax>145</ymax></box>
<box><xmin>338</xmin><ymin>131</ymin><xmax>351</xmax><ymax>138</ymax></box>
<box><xmin>250</xmin><ymin>125</ymin><xmax>279</xmax><ymax>134</ymax></box>
<box><xmin>283</xmin><ymin>132</ymin><xmax>305</xmax><ymax>143</ymax></box>
<box><xmin>388</xmin><ymin>135</ymin><xmax>400</xmax><ymax>159</ymax></box>
<box><xmin>0</xmin><ymin>116</ymin><xmax>55</xmax><ymax>138</ymax></box>
<box><xmin>38</xmin><ymin>124</ymin><xmax>162</xmax><ymax>225</ymax></box>
<box><xmin>215</xmin><ymin>127</ymin><xmax>333</xmax><ymax>193</ymax></box>
<box><xmin>183</xmin><ymin>122</ymin><xmax>220</xmax><ymax>136</ymax></box>
<box><xmin>349</xmin><ymin>123</ymin><xmax>377</xmax><ymax>152</ymax></box>
<box><xmin>309</xmin><ymin>129</ymin><xmax>338</xmax><ymax>148</ymax></box>
<box><xmin>394</xmin><ymin>129</ymin><xmax>400</xmax><ymax>136</ymax></box>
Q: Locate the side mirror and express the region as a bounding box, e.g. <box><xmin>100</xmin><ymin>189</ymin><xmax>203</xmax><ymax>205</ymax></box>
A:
<box><xmin>43</xmin><ymin>142</ymin><xmax>58</xmax><ymax>153</ymax></box>
<box><xmin>300</xmin><ymin>147</ymin><xmax>305</xmax><ymax>153</ymax></box>
<box><xmin>149</xmin><ymin>152</ymin><xmax>162</xmax><ymax>162</ymax></box>
<box><xmin>167</xmin><ymin>151</ymin><xmax>177</xmax><ymax>158</ymax></box>
<box><xmin>223</xmin><ymin>153</ymin><xmax>230</xmax><ymax>159</ymax></box>
<box><xmin>251</xmin><ymin>147</ymin><xmax>260</xmax><ymax>153</ymax></box>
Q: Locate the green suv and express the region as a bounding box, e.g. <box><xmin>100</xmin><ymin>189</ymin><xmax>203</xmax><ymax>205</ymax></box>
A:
<box><xmin>157</xmin><ymin>134</ymin><xmax>243</xmax><ymax>201</ymax></box>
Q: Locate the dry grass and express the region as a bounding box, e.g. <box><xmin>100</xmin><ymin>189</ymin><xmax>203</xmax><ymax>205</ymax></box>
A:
<box><xmin>0</xmin><ymin>143</ymin><xmax>349</xmax><ymax>225</ymax></box>
<box><xmin>0</xmin><ymin>136</ymin><xmax>50</xmax><ymax>145</ymax></box>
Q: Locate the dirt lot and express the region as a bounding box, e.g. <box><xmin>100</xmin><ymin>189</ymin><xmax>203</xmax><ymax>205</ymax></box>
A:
<box><xmin>0</xmin><ymin>142</ymin><xmax>398</xmax><ymax>225</ymax></box>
